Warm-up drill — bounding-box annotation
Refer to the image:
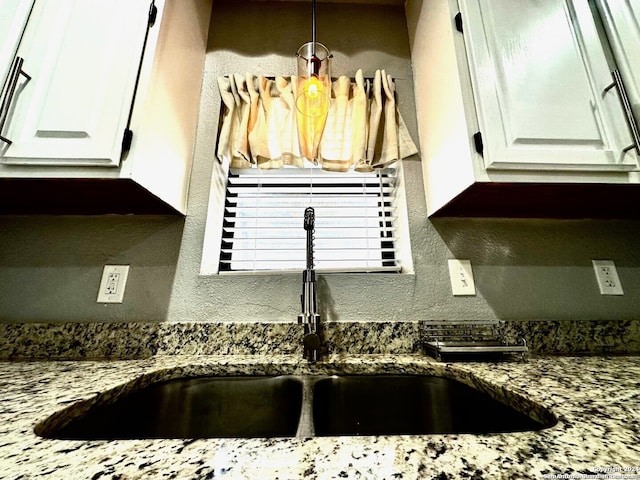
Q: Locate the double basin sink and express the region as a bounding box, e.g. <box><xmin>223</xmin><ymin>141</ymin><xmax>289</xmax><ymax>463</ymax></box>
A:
<box><xmin>36</xmin><ymin>374</ymin><xmax>556</xmax><ymax>440</ymax></box>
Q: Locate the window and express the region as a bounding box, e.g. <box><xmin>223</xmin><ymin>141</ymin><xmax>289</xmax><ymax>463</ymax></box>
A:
<box><xmin>201</xmin><ymin>162</ymin><xmax>412</xmax><ymax>275</ymax></box>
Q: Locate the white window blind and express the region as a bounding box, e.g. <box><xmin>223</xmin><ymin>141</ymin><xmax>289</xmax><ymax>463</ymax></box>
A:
<box><xmin>219</xmin><ymin>167</ymin><xmax>402</xmax><ymax>273</ymax></box>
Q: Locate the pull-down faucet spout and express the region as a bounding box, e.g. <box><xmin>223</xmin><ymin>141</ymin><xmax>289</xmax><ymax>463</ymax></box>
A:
<box><xmin>298</xmin><ymin>207</ymin><xmax>321</xmax><ymax>361</ymax></box>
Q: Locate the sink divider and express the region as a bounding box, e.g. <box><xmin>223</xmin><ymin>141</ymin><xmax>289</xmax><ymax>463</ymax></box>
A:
<box><xmin>295</xmin><ymin>375</ymin><xmax>317</xmax><ymax>438</ymax></box>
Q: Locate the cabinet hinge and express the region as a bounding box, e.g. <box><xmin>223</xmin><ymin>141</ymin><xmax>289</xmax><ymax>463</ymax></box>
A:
<box><xmin>122</xmin><ymin>128</ymin><xmax>133</xmax><ymax>152</ymax></box>
<box><xmin>148</xmin><ymin>1</ymin><xmax>158</xmax><ymax>27</ymax></box>
<box><xmin>473</xmin><ymin>131</ymin><xmax>483</xmax><ymax>156</ymax></box>
<box><xmin>455</xmin><ymin>12</ymin><xmax>463</xmax><ymax>33</ymax></box>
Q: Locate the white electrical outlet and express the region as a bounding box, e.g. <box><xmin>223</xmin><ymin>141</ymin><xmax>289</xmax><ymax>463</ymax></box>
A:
<box><xmin>592</xmin><ymin>260</ymin><xmax>623</xmax><ymax>295</ymax></box>
<box><xmin>448</xmin><ymin>259</ymin><xmax>476</xmax><ymax>296</ymax></box>
<box><xmin>97</xmin><ymin>265</ymin><xmax>130</xmax><ymax>303</ymax></box>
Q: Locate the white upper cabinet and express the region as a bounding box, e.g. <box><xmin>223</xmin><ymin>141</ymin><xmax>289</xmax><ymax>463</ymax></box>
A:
<box><xmin>460</xmin><ymin>0</ymin><xmax>637</xmax><ymax>172</ymax></box>
<box><xmin>1</xmin><ymin>0</ymin><xmax>152</xmax><ymax>167</ymax></box>
<box><xmin>0</xmin><ymin>0</ymin><xmax>212</xmax><ymax>214</ymax></box>
<box><xmin>407</xmin><ymin>0</ymin><xmax>640</xmax><ymax>217</ymax></box>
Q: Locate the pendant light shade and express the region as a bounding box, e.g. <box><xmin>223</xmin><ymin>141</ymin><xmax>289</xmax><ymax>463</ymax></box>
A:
<box><xmin>295</xmin><ymin>0</ymin><xmax>332</xmax><ymax>162</ymax></box>
<box><xmin>296</xmin><ymin>42</ymin><xmax>331</xmax><ymax>119</ymax></box>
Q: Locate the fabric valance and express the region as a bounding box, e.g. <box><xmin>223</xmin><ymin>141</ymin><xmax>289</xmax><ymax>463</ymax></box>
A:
<box><xmin>216</xmin><ymin>69</ymin><xmax>418</xmax><ymax>172</ymax></box>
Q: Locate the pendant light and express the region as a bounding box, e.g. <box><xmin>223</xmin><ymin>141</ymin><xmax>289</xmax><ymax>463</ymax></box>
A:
<box><xmin>295</xmin><ymin>0</ymin><xmax>332</xmax><ymax>162</ymax></box>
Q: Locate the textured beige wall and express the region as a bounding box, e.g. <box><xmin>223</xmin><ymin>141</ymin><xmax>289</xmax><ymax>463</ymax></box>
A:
<box><xmin>1</xmin><ymin>1</ymin><xmax>640</xmax><ymax>323</ymax></box>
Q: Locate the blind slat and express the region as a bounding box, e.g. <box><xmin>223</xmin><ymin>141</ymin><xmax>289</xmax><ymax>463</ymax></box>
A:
<box><xmin>227</xmin><ymin>198</ymin><xmax>392</xmax><ymax>207</ymax></box>
<box><xmin>222</xmin><ymin>230</ymin><xmax>396</xmax><ymax>239</ymax></box>
<box><xmin>228</xmin><ymin>188</ymin><xmax>394</xmax><ymax>195</ymax></box>
<box><xmin>223</xmin><ymin>219</ymin><xmax>397</xmax><ymax>228</ymax></box>
<box><xmin>219</xmin><ymin>265</ymin><xmax>402</xmax><ymax>275</ymax></box>
<box><xmin>225</xmin><ymin>211</ymin><xmax>396</xmax><ymax>218</ymax></box>
<box><xmin>228</xmin><ymin>177</ymin><xmax>395</xmax><ymax>185</ymax></box>
<box><xmin>221</xmin><ymin>237</ymin><xmax>395</xmax><ymax>248</ymax></box>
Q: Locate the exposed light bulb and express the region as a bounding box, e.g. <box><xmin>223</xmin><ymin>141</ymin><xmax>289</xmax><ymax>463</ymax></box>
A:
<box><xmin>296</xmin><ymin>42</ymin><xmax>331</xmax><ymax>161</ymax></box>
<box><xmin>304</xmin><ymin>76</ymin><xmax>322</xmax><ymax>99</ymax></box>
<box><xmin>298</xmin><ymin>75</ymin><xmax>329</xmax><ymax>118</ymax></box>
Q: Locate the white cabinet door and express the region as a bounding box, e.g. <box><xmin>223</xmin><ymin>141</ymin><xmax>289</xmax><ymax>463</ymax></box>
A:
<box><xmin>460</xmin><ymin>0</ymin><xmax>638</xmax><ymax>172</ymax></box>
<box><xmin>0</xmin><ymin>0</ymin><xmax>153</xmax><ymax>167</ymax></box>
<box><xmin>0</xmin><ymin>0</ymin><xmax>34</xmax><ymax>89</ymax></box>
<box><xmin>595</xmin><ymin>0</ymin><xmax>640</xmax><ymax>127</ymax></box>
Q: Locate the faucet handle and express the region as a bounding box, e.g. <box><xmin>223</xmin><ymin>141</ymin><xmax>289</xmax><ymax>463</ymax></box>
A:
<box><xmin>303</xmin><ymin>331</ymin><xmax>321</xmax><ymax>351</ymax></box>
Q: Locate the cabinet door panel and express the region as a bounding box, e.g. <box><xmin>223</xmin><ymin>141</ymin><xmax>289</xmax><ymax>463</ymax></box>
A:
<box><xmin>0</xmin><ymin>0</ymin><xmax>34</xmax><ymax>90</ymax></box>
<box><xmin>460</xmin><ymin>0</ymin><xmax>637</xmax><ymax>172</ymax></box>
<box><xmin>1</xmin><ymin>0</ymin><xmax>151</xmax><ymax>167</ymax></box>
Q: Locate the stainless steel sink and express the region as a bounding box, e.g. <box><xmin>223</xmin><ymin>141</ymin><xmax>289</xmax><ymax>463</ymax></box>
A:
<box><xmin>312</xmin><ymin>375</ymin><xmax>554</xmax><ymax>436</ymax></box>
<box><xmin>41</xmin><ymin>376</ymin><xmax>303</xmax><ymax>440</ymax></box>
<box><xmin>36</xmin><ymin>373</ymin><xmax>555</xmax><ymax>440</ymax></box>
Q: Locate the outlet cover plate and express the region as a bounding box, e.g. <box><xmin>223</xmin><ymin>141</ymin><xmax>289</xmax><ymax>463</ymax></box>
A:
<box><xmin>448</xmin><ymin>259</ymin><xmax>476</xmax><ymax>296</ymax></box>
<box><xmin>592</xmin><ymin>260</ymin><xmax>623</xmax><ymax>295</ymax></box>
<box><xmin>97</xmin><ymin>265</ymin><xmax>130</xmax><ymax>303</ymax></box>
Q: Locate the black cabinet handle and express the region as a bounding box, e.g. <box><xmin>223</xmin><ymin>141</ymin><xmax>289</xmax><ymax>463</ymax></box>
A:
<box><xmin>0</xmin><ymin>56</ymin><xmax>32</xmax><ymax>146</ymax></box>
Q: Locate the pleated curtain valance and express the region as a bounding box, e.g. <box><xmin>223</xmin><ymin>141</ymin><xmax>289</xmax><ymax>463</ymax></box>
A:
<box><xmin>216</xmin><ymin>69</ymin><xmax>418</xmax><ymax>173</ymax></box>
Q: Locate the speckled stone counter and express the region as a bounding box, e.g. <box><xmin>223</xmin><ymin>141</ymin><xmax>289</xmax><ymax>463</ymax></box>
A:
<box><xmin>1</xmin><ymin>354</ymin><xmax>639</xmax><ymax>479</ymax></box>
<box><xmin>1</xmin><ymin>319</ymin><xmax>639</xmax><ymax>359</ymax></box>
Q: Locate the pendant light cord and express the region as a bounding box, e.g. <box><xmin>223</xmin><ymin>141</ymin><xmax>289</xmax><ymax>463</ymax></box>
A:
<box><xmin>311</xmin><ymin>0</ymin><xmax>316</xmax><ymax>56</ymax></box>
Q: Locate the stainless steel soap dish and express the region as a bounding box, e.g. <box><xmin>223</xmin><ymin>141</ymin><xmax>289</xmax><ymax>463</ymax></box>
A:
<box><xmin>421</xmin><ymin>321</ymin><xmax>528</xmax><ymax>362</ymax></box>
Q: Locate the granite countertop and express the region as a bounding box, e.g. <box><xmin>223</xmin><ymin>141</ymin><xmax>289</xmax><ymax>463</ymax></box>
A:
<box><xmin>1</xmin><ymin>354</ymin><xmax>640</xmax><ymax>480</ymax></box>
